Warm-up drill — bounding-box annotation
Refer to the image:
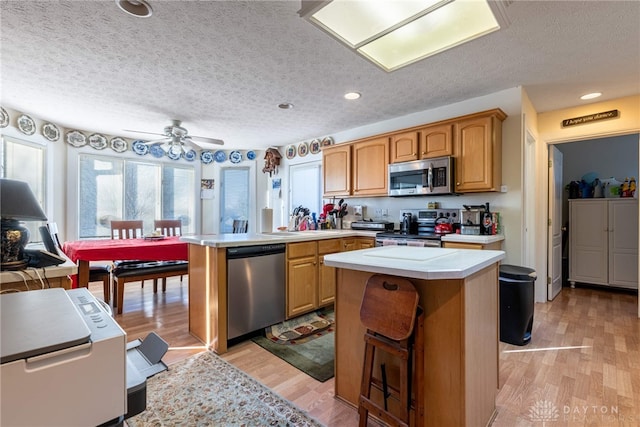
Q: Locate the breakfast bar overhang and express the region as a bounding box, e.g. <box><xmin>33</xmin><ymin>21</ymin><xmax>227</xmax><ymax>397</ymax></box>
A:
<box><xmin>323</xmin><ymin>246</ymin><xmax>506</xmax><ymax>427</ymax></box>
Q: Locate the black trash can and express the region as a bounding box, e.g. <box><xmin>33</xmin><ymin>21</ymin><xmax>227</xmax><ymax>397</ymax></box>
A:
<box><xmin>499</xmin><ymin>264</ymin><xmax>536</xmax><ymax>346</ymax></box>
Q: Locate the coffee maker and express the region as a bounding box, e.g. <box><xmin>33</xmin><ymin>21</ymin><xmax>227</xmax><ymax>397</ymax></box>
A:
<box><xmin>460</xmin><ymin>203</ymin><xmax>493</xmax><ymax>235</ymax></box>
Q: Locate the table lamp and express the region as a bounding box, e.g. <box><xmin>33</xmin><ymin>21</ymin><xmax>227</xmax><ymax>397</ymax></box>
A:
<box><xmin>1</xmin><ymin>178</ymin><xmax>48</xmax><ymax>270</ymax></box>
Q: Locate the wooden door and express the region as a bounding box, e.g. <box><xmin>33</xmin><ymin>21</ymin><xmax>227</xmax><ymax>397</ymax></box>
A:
<box><xmin>322</xmin><ymin>144</ymin><xmax>351</xmax><ymax>196</ymax></box>
<box><xmin>420</xmin><ymin>123</ymin><xmax>453</xmax><ymax>158</ymax></box>
<box><xmin>352</xmin><ymin>137</ymin><xmax>389</xmax><ymax>196</ymax></box>
<box><xmin>390</xmin><ymin>131</ymin><xmax>418</xmax><ymax>163</ymax></box>
<box><xmin>287</xmin><ymin>256</ymin><xmax>318</xmax><ymax>317</ymax></box>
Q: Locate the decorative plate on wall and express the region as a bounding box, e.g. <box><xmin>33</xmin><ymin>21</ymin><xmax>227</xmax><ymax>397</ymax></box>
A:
<box><xmin>286</xmin><ymin>145</ymin><xmax>296</xmax><ymax>159</ymax></box>
<box><xmin>321</xmin><ymin>136</ymin><xmax>334</xmax><ymax>146</ymax></box>
<box><xmin>214</xmin><ymin>150</ymin><xmax>226</xmax><ymax>163</ymax></box>
<box><xmin>298</xmin><ymin>142</ymin><xmax>309</xmax><ymax>157</ymax></box>
<box><xmin>42</xmin><ymin>123</ymin><xmax>60</xmax><ymax>141</ymax></box>
<box><xmin>200</xmin><ymin>150</ymin><xmax>214</xmax><ymax>164</ymax></box>
<box><xmin>150</xmin><ymin>144</ymin><xmax>165</xmax><ymax>158</ymax></box>
<box><xmin>66</xmin><ymin>130</ymin><xmax>87</xmax><ymax>147</ymax></box>
<box><xmin>183</xmin><ymin>149</ymin><xmax>197</xmax><ymax>162</ymax></box>
<box><xmin>309</xmin><ymin>139</ymin><xmax>321</xmax><ymax>154</ymax></box>
<box><xmin>229</xmin><ymin>150</ymin><xmax>242</xmax><ymax>164</ymax></box>
<box><xmin>17</xmin><ymin>114</ymin><xmax>36</xmax><ymax>135</ymax></box>
<box><xmin>110</xmin><ymin>137</ymin><xmax>127</xmax><ymax>153</ymax></box>
<box><xmin>246</xmin><ymin>150</ymin><xmax>256</xmax><ymax>160</ymax></box>
<box><xmin>132</xmin><ymin>140</ymin><xmax>149</xmax><ymax>155</ymax></box>
<box><xmin>88</xmin><ymin>133</ymin><xmax>108</xmax><ymax>150</ymax></box>
<box><xmin>0</xmin><ymin>107</ymin><xmax>9</xmax><ymax>128</ymax></box>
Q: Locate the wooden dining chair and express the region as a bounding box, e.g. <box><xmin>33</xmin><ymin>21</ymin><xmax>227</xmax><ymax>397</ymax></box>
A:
<box><xmin>232</xmin><ymin>219</ymin><xmax>248</xmax><ymax>233</ymax></box>
<box><xmin>153</xmin><ymin>219</ymin><xmax>187</xmax><ymax>283</ymax></box>
<box><xmin>110</xmin><ymin>220</ymin><xmax>144</xmax><ymax>239</ymax></box>
<box><xmin>154</xmin><ymin>219</ymin><xmax>182</xmax><ymax>236</ymax></box>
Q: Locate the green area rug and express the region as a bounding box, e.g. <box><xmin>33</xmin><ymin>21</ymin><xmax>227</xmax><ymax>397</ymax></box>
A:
<box><xmin>251</xmin><ymin>309</ymin><xmax>335</xmax><ymax>382</ymax></box>
<box><xmin>127</xmin><ymin>351</ymin><xmax>322</xmax><ymax>427</ymax></box>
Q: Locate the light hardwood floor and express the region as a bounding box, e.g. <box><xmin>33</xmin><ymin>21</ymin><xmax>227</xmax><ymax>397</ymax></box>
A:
<box><xmin>91</xmin><ymin>278</ymin><xmax>640</xmax><ymax>426</ymax></box>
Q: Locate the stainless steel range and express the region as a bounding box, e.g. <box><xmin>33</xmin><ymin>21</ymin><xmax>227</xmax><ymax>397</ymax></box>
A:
<box><xmin>375</xmin><ymin>208</ymin><xmax>460</xmax><ymax>247</ymax></box>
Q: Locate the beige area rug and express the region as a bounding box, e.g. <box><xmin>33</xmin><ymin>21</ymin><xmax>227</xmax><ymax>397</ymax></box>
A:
<box><xmin>127</xmin><ymin>351</ymin><xmax>323</xmax><ymax>426</ymax></box>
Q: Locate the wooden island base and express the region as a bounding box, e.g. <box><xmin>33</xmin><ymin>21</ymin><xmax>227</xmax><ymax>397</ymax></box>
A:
<box><xmin>334</xmin><ymin>265</ymin><xmax>499</xmax><ymax>427</ymax></box>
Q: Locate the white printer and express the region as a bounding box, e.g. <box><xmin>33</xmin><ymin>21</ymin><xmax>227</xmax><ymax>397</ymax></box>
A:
<box><xmin>1</xmin><ymin>288</ymin><xmax>127</xmax><ymax>426</ymax></box>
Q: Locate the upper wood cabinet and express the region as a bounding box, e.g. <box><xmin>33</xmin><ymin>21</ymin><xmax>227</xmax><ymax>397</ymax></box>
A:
<box><xmin>420</xmin><ymin>123</ymin><xmax>454</xmax><ymax>158</ymax></box>
<box><xmin>454</xmin><ymin>110</ymin><xmax>506</xmax><ymax>193</ymax></box>
<box><xmin>322</xmin><ymin>144</ymin><xmax>351</xmax><ymax>197</ymax></box>
<box><xmin>390</xmin><ymin>131</ymin><xmax>419</xmax><ymax>163</ymax></box>
<box><xmin>352</xmin><ymin>137</ymin><xmax>389</xmax><ymax>196</ymax></box>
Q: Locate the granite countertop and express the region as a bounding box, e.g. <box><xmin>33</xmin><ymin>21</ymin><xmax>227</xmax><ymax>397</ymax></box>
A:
<box><xmin>180</xmin><ymin>229</ymin><xmax>378</xmax><ymax>248</ymax></box>
<box><xmin>440</xmin><ymin>234</ymin><xmax>504</xmax><ymax>244</ymax></box>
<box><xmin>323</xmin><ymin>246</ymin><xmax>505</xmax><ymax>280</ymax></box>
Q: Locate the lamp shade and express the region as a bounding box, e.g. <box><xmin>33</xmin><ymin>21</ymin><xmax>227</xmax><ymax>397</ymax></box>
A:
<box><xmin>0</xmin><ymin>179</ymin><xmax>47</xmax><ymax>221</ymax></box>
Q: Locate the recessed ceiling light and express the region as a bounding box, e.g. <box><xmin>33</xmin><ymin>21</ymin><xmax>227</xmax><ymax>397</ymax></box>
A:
<box><xmin>344</xmin><ymin>92</ymin><xmax>361</xmax><ymax>100</ymax></box>
<box><xmin>116</xmin><ymin>0</ymin><xmax>153</xmax><ymax>18</ymax></box>
<box><xmin>278</xmin><ymin>103</ymin><xmax>294</xmax><ymax>109</ymax></box>
<box><xmin>580</xmin><ymin>92</ymin><xmax>602</xmax><ymax>100</ymax></box>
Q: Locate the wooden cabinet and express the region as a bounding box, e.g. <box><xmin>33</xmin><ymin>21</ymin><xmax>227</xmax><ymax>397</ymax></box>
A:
<box><xmin>454</xmin><ymin>110</ymin><xmax>506</xmax><ymax>193</ymax></box>
<box><xmin>390</xmin><ymin>131</ymin><xmax>418</xmax><ymax>163</ymax></box>
<box><xmin>419</xmin><ymin>123</ymin><xmax>454</xmax><ymax>158</ymax></box>
<box><xmin>443</xmin><ymin>241</ymin><xmax>502</xmax><ymax>250</ymax></box>
<box><xmin>287</xmin><ymin>238</ymin><xmax>344</xmax><ymax>318</ymax></box>
<box><xmin>323</xmin><ymin>144</ymin><xmax>351</xmax><ymax>197</ymax></box>
<box><xmin>286</xmin><ymin>241</ymin><xmax>318</xmax><ymax>318</ymax></box>
<box><xmin>318</xmin><ymin>239</ymin><xmax>341</xmax><ymax>307</ymax></box>
<box><xmin>569</xmin><ymin>199</ymin><xmax>638</xmax><ymax>289</ymax></box>
<box><xmin>352</xmin><ymin>137</ymin><xmax>389</xmax><ymax>196</ymax></box>
<box><xmin>342</xmin><ymin>236</ymin><xmax>375</xmax><ymax>251</ymax></box>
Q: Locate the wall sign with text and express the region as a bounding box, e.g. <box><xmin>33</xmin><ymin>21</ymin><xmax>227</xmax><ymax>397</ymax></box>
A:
<box><xmin>561</xmin><ymin>109</ymin><xmax>619</xmax><ymax>127</ymax></box>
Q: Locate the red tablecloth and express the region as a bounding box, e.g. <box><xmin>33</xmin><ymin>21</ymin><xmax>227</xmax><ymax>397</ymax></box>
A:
<box><xmin>62</xmin><ymin>237</ymin><xmax>188</xmax><ymax>288</ymax></box>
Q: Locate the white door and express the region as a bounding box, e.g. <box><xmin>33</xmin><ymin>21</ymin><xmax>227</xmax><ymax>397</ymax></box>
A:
<box><xmin>547</xmin><ymin>146</ymin><xmax>563</xmax><ymax>300</ymax></box>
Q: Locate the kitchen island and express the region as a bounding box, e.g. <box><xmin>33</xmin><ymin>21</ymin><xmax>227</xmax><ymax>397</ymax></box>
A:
<box><xmin>181</xmin><ymin>230</ymin><xmax>377</xmax><ymax>353</ymax></box>
<box><xmin>323</xmin><ymin>246</ymin><xmax>505</xmax><ymax>427</ymax></box>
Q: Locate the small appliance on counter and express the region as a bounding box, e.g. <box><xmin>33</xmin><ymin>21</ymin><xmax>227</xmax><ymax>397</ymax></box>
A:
<box><xmin>350</xmin><ymin>219</ymin><xmax>394</xmax><ymax>231</ymax></box>
<box><xmin>461</xmin><ymin>203</ymin><xmax>494</xmax><ymax>235</ymax></box>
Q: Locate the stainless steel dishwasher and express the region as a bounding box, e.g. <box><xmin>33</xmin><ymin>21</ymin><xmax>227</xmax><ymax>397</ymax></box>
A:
<box><xmin>227</xmin><ymin>243</ymin><xmax>286</xmax><ymax>340</ymax></box>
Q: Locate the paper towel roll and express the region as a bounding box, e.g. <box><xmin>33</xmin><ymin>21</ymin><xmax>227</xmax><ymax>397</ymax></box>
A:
<box><xmin>260</xmin><ymin>208</ymin><xmax>273</xmax><ymax>233</ymax></box>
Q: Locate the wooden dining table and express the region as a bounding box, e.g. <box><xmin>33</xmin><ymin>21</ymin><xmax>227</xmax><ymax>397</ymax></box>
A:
<box><xmin>62</xmin><ymin>236</ymin><xmax>188</xmax><ymax>288</ymax></box>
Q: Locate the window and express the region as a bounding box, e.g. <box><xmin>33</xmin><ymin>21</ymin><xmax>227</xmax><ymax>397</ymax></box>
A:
<box><xmin>289</xmin><ymin>162</ymin><xmax>322</xmax><ymax>218</ymax></box>
<box><xmin>78</xmin><ymin>154</ymin><xmax>195</xmax><ymax>238</ymax></box>
<box><xmin>220</xmin><ymin>167</ymin><xmax>249</xmax><ymax>233</ymax></box>
<box><xmin>1</xmin><ymin>136</ymin><xmax>46</xmax><ymax>240</ymax></box>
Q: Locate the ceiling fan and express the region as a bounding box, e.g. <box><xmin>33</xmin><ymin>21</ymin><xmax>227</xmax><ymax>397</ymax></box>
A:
<box><xmin>124</xmin><ymin>119</ymin><xmax>224</xmax><ymax>154</ymax></box>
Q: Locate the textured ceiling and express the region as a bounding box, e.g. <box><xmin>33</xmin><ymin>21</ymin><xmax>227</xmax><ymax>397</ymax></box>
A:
<box><xmin>1</xmin><ymin>0</ymin><xmax>639</xmax><ymax>150</ymax></box>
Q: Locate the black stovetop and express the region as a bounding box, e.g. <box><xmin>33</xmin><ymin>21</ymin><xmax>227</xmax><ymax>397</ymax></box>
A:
<box><xmin>376</xmin><ymin>231</ymin><xmax>443</xmax><ymax>240</ymax></box>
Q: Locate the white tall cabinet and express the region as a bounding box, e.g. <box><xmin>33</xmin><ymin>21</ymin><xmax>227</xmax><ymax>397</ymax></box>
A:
<box><xmin>569</xmin><ymin>199</ymin><xmax>638</xmax><ymax>289</ymax></box>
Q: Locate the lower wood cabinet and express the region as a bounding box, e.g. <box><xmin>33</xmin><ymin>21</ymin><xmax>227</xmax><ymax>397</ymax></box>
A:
<box><xmin>442</xmin><ymin>241</ymin><xmax>502</xmax><ymax>250</ymax></box>
<box><xmin>342</xmin><ymin>236</ymin><xmax>375</xmax><ymax>251</ymax></box>
<box><xmin>286</xmin><ymin>237</ymin><xmax>375</xmax><ymax>319</ymax></box>
<box><xmin>286</xmin><ymin>241</ymin><xmax>318</xmax><ymax>318</ymax></box>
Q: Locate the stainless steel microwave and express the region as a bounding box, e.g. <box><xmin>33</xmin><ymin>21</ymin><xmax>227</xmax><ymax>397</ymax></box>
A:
<box><xmin>388</xmin><ymin>156</ymin><xmax>455</xmax><ymax>196</ymax></box>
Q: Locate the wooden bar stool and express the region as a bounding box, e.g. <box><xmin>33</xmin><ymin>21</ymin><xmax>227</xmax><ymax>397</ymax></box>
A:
<box><xmin>358</xmin><ymin>274</ymin><xmax>425</xmax><ymax>427</ymax></box>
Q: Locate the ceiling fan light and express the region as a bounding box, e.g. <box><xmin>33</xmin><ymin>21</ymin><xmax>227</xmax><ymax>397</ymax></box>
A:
<box><xmin>116</xmin><ymin>0</ymin><xmax>153</xmax><ymax>18</ymax></box>
<box><xmin>169</xmin><ymin>144</ymin><xmax>182</xmax><ymax>156</ymax></box>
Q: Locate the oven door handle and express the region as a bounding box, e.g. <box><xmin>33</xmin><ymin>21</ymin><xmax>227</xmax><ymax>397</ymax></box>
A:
<box><xmin>427</xmin><ymin>163</ymin><xmax>433</xmax><ymax>192</ymax></box>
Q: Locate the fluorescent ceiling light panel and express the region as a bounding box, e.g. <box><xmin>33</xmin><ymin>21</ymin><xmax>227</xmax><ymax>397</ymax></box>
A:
<box><xmin>302</xmin><ymin>0</ymin><xmax>506</xmax><ymax>72</ymax></box>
